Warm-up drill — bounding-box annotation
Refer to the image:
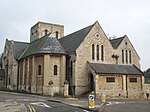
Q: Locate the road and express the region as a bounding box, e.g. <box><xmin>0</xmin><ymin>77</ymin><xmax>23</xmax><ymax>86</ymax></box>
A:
<box><xmin>99</xmin><ymin>100</ymin><xmax>150</xmax><ymax>112</ymax></box>
<box><xmin>1</xmin><ymin>91</ymin><xmax>150</xmax><ymax>112</ymax></box>
<box><xmin>0</xmin><ymin>91</ymin><xmax>92</xmax><ymax>112</ymax></box>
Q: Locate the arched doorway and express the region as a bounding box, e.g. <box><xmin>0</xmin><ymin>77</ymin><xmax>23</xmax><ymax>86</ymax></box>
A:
<box><xmin>88</xmin><ymin>73</ymin><xmax>94</xmax><ymax>92</ymax></box>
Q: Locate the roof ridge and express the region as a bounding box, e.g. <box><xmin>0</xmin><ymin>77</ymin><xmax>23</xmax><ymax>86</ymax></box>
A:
<box><xmin>14</xmin><ymin>41</ymin><xmax>29</xmax><ymax>44</ymax></box>
<box><xmin>18</xmin><ymin>44</ymin><xmax>29</xmax><ymax>60</ymax></box>
<box><xmin>29</xmin><ymin>34</ymin><xmax>50</xmax><ymax>44</ymax></box>
<box><xmin>133</xmin><ymin>64</ymin><xmax>144</xmax><ymax>75</ymax></box>
<box><xmin>89</xmin><ymin>62</ymin><xmax>143</xmax><ymax>75</ymax></box>
<box><xmin>59</xmin><ymin>22</ymin><xmax>95</xmax><ymax>53</ymax></box>
<box><xmin>31</xmin><ymin>21</ymin><xmax>64</xmax><ymax>29</ymax></box>
<box><xmin>91</xmin><ymin>62</ymin><xmax>133</xmax><ymax>66</ymax></box>
<box><xmin>20</xmin><ymin>35</ymin><xmax>66</xmax><ymax>59</ymax></box>
<box><xmin>63</xmin><ymin>23</ymin><xmax>94</xmax><ymax>38</ymax></box>
<box><xmin>110</xmin><ymin>35</ymin><xmax>126</xmax><ymax>41</ymax></box>
<box><xmin>110</xmin><ymin>35</ymin><xmax>126</xmax><ymax>49</ymax></box>
<box><xmin>7</xmin><ymin>39</ymin><xmax>29</xmax><ymax>44</ymax></box>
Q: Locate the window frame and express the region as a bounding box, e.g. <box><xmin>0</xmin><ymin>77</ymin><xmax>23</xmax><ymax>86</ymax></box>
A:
<box><xmin>38</xmin><ymin>65</ymin><xmax>42</xmax><ymax>75</ymax></box>
<box><xmin>106</xmin><ymin>77</ymin><xmax>115</xmax><ymax>83</ymax></box>
<box><xmin>97</xmin><ymin>45</ymin><xmax>99</xmax><ymax>60</ymax></box>
<box><xmin>56</xmin><ymin>31</ymin><xmax>59</xmax><ymax>38</ymax></box>
<box><xmin>122</xmin><ymin>50</ymin><xmax>124</xmax><ymax>64</ymax></box>
<box><xmin>129</xmin><ymin>51</ymin><xmax>132</xmax><ymax>64</ymax></box>
<box><xmin>101</xmin><ymin>45</ymin><xmax>104</xmax><ymax>61</ymax></box>
<box><xmin>92</xmin><ymin>44</ymin><xmax>95</xmax><ymax>60</ymax></box>
<box><xmin>129</xmin><ymin>77</ymin><xmax>137</xmax><ymax>83</ymax></box>
<box><xmin>54</xmin><ymin>65</ymin><xmax>58</xmax><ymax>75</ymax></box>
<box><xmin>44</xmin><ymin>29</ymin><xmax>48</xmax><ymax>35</ymax></box>
<box><xmin>126</xmin><ymin>50</ymin><xmax>128</xmax><ymax>64</ymax></box>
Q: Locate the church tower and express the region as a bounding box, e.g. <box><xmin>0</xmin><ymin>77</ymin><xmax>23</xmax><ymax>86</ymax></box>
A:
<box><xmin>30</xmin><ymin>22</ymin><xmax>64</xmax><ymax>42</ymax></box>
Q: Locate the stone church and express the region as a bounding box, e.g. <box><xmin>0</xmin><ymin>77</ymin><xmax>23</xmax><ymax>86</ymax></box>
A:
<box><xmin>1</xmin><ymin>21</ymin><xmax>144</xmax><ymax>98</ymax></box>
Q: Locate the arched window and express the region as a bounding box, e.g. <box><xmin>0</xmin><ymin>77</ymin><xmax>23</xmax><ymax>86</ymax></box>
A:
<box><xmin>8</xmin><ymin>78</ymin><xmax>10</xmax><ymax>85</ymax></box>
<box><xmin>126</xmin><ymin>50</ymin><xmax>128</xmax><ymax>64</ymax></box>
<box><xmin>101</xmin><ymin>45</ymin><xmax>104</xmax><ymax>61</ymax></box>
<box><xmin>44</xmin><ymin>29</ymin><xmax>48</xmax><ymax>35</ymax></box>
<box><xmin>97</xmin><ymin>45</ymin><xmax>99</xmax><ymax>60</ymax></box>
<box><xmin>129</xmin><ymin>51</ymin><xmax>132</xmax><ymax>64</ymax></box>
<box><xmin>92</xmin><ymin>44</ymin><xmax>95</xmax><ymax>60</ymax></box>
<box><xmin>54</xmin><ymin>65</ymin><xmax>58</xmax><ymax>75</ymax></box>
<box><xmin>122</xmin><ymin>50</ymin><xmax>124</xmax><ymax>64</ymax></box>
<box><xmin>56</xmin><ymin>31</ymin><xmax>59</xmax><ymax>38</ymax></box>
<box><xmin>38</xmin><ymin>65</ymin><xmax>41</xmax><ymax>75</ymax></box>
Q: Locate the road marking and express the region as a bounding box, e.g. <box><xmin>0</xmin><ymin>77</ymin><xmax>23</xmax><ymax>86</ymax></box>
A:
<box><xmin>28</xmin><ymin>105</ymin><xmax>32</xmax><ymax>112</ymax></box>
<box><xmin>6</xmin><ymin>99</ymin><xmax>46</xmax><ymax>102</ymax></box>
<box><xmin>31</xmin><ymin>102</ymin><xmax>51</xmax><ymax>108</ymax></box>
<box><xmin>28</xmin><ymin>105</ymin><xmax>36</xmax><ymax>112</ymax></box>
<box><xmin>31</xmin><ymin>105</ymin><xmax>36</xmax><ymax>112</ymax></box>
<box><xmin>106</xmin><ymin>102</ymin><xmax>112</xmax><ymax>106</ymax></box>
<box><xmin>106</xmin><ymin>102</ymin><xmax>125</xmax><ymax>106</ymax></box>
<box><xmin>83</xmin><ymin>110</ymin><xmax>89</xmax><ymax>112</ymax></box>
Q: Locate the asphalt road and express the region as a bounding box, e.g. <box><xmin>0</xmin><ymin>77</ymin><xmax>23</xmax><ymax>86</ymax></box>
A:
<box><xmin>1</xmin><ymin>91</ymin><xmax>150</xmax><ymax>112</ymax></box>
<box><xmin>99</xmin><ymin>100</ymin><xmax>150</xmax><ymax>112</ymax></box>
<box><xmin>0</xmin><ymin>91</ymin><xmax>92</xmax><ymax>112</ymax></box>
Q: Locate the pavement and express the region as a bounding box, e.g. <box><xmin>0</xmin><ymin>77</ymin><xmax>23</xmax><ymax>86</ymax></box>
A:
<box><xmin>47</xmin><ymin>96</ymin><xmax>103</xmax><ymax>111</ymax></box>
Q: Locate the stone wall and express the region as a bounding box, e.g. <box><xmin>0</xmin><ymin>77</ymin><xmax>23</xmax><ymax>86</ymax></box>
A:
<box><xmin>19</xmin><ymin>54</ymin><xmax>66</xmax><ymax>96</ymax></box>
<box><xmin>74</xmin><ymin>22</ymin><xmax>114</xmax><ymax>95</ymax></box>
<box><xmin>42</xmin><ymin>54</ymin><xmax>66</xmax><ymax>96</ymax></box>
<box><xmin>72</xmin><ymin>22</ymin><xmax>141</xmax><ymax>97</ymax></box>
<box><xmin>96</xmin><ymin>75</ymin><xmax>124</xmax><ymax>98</ymax></box>
<box><xmin>95</xmin><ymin>75</ymin><xmax>143</xmax><ymax>99</ymax></box>
<box><xmin>19</xmin><ymin>55</ymin><xmax>44</xmax><ymax>94</ymax></box>
<box><xmin>30</xmin><ymin>22</ymin><xmax>64</xmax><ymax>42</ymax></box>
<box><xmin>0</xmin><ymin>77</ymin><xmax>4</xmax><ymax>89</ymax></box>
<box><xmin>6</xmin><ymin>41</ymin><xmax>18</xmax><ymax>90</ymax></box>
<box><xmin>34</xmin><ymin>55</ymin><xmax>44</xmax><ymax>94</ymax></box>
<box><xmin>116</xmin><ymin>36</ymin><xmax>140</xmax><ymax>68</ymax></box>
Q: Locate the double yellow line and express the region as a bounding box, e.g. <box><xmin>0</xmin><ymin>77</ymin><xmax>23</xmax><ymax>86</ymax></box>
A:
<box><xmin>28</xmin><ymin>105</ymin><xmax>36</xmax><ymax>112</ymax></box>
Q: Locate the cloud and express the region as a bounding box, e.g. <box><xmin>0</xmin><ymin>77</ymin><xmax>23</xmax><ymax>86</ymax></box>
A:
<box><xmin>0</xmin><ymin>0</ymin><xmax>150</xmax><ymax>70</ymax></box>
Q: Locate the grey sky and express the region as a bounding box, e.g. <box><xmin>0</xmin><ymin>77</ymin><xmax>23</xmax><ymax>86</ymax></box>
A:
<box><xmin>0</xmin><ymin>0</ymin><xmax>150</xmax><ymax>70</ymax></box>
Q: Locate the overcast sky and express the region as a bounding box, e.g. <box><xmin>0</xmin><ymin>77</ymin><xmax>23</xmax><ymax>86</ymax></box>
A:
<box><xmin>0</xmin><ymin>0</ymin><xmax>150</xmax><ymax>71</ymax></box>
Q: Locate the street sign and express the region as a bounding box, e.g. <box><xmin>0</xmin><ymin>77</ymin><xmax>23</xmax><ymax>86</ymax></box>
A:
<box><xmin>88</xmin><ymin>95</ymin><xmax>94</xmax><ymax>108</ymax></box>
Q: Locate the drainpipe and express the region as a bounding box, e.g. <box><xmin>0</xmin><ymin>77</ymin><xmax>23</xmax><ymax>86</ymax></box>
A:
<box><xmin>17</xmin><ymin>61</ymin><xmax>20</xmax><ymax>90</ymax></box>
<box><xmin>126</xmin><ymin>75</ymin><xmax>128</xmax><ymax>98</ymax></box>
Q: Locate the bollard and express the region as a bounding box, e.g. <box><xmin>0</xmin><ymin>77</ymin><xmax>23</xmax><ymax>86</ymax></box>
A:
<box><xmin>101</xmin><ymin>93</ymin><xmax>106</xmax><ymax>103</ymax></box>
<box><xmin>88</xmin><ymin>94</ymin><xmax>94</xmax><ymax>109</ymax></box>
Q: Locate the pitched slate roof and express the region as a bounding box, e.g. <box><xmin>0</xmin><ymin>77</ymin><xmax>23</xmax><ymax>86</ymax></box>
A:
<box><xmin>6</xmin><ymin>40</ymin><xmax>29</xmax><ymax>60</ymax></box>
<box><xmin>144</xmin><ymin>68</ymin><xmax>150</xmax><ymax>77</ymax></box>
<box><xmin>110</xmin><ymin>36</ymin><xmax>125</xmax><ymax>49</ymax></box>
<box><xmin>0</xmin><ymin>54</ymin><xmax>2</xmax><ymax>67</ymax></box>
<box><xmin>59</xmin><ymin>23</ymin><xmax>94</xmax><ymax>54</ymax></box>
<box><xmin>13</xmin><ymin>41</ymin><xmax>29</xmax><ymax>60</ymax></box>
<box><xmin>0</xmin><ymin>69</ymin><xmax>5</xmax><ymax>77</ymax></box>
<box><xmin>88</xmin><ymin>62</ymin><xmax>143</xmax><ymax>75</ymax></box>
<box><xmin>20</xmin><ymin>34</ymin><xmax>66</xmax><ymax>59</ymax></box>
